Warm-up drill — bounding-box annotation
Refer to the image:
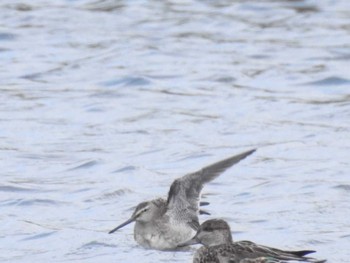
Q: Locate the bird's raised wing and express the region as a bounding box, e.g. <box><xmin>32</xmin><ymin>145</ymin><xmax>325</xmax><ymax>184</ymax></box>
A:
<box><xmin>166</xmin><ymin>149</ymin><xmax>256</xmax><ymax>223</ymax></box>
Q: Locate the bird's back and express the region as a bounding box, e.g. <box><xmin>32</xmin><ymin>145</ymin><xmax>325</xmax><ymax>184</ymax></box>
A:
<box><xmin>194</xmin><ymin>242</ymin><xmax>324</xmax><ymax>263</ymax></box>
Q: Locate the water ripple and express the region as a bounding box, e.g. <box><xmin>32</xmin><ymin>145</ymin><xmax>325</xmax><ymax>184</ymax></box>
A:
<box><xmin>112</xmin><ymin>165</ymin><xmax>136</xmax><ymax>173</ymax></box>
<box><xmin>0</xmin><ymin>32</ymin><xmax>16</xmax><ymax>41</ymax></box>
<box><xmin>333</xmin><ymin>184</ymin><xmax>350</xmax><ymax>192</ymax></box>
<box><xmin>304</xmin><ymin>76</ymin><xmax>350</xmax><ymax>86</ymax></box>
<box><xmin>0</xmin><ymin>185</ymin><xmax>38</xmax><ymax>193</ymax></box>
<box><xmin>80</xmin><ymin>241</ymin><xmax>117</xmax><ymax>249</ymax></box>
<box><xmin>2</xmin><ymin>199</ymin><xmax>67</xmax><ymax>207</ymax></box>
<box><xmin>20</xmin><ymin>231</ymin><xmax>56</xmax><ymax>241</ymax></box>
<box><xmin>67</xmin><ymin>160</ymin><xmax>101</xmax><ymax>171</ymax></box>
<box><xmin>85</xmin><ymin>189</ymin><xmax>132</xmax><ymax>202</ymax></box>
<box><xmin>101</xmin><ymin>76</ymin><xmax>151</xmax><ymax>87</ymax></box>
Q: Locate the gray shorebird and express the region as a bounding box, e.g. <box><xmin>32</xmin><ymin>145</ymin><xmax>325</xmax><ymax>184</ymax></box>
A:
<box><xmin>178</xmin><ymin>219</ymin><xmax>326</xmax><ymax>263</ymax></box>
<box><xmin>108</xmin><ymin>149</ymin><xmax>256</xmax><ymax>250</ymax></box>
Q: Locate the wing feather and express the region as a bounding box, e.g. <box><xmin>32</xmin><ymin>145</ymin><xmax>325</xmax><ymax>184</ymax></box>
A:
<box><xmin>166</xmin><ymin>149</ymin><xmax>256</xmax><ymax>219</ymax></box>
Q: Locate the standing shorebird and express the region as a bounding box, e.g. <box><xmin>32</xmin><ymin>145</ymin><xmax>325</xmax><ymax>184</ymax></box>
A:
<box><xmin>108</xmin><ymin>149</ymin><xmax>256</xmax><ymax>250</ymax></box>
<box><xmin>178</xmin><ymin>219</ymin><xmax>326</xmax><ymax>263</ymax></box>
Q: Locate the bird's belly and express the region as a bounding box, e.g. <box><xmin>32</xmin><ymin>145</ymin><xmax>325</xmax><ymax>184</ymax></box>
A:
<box><xmin>134</xmin><ymin>222</ymin><xmax>195</xmax><ymax>250</ymax></box>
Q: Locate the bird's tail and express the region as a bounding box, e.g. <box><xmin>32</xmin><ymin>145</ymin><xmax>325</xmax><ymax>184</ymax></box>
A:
<box><xmin>276</xmin><ymin>249</ymin><xmax>326</xmax><ymax>263</ymax></box>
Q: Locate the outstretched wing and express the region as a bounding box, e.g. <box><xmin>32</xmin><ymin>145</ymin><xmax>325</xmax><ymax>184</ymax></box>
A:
<box><xmin>166</xmin><ymin>149</ymin><xmax>256</xmax><ymax>224</ymax></box>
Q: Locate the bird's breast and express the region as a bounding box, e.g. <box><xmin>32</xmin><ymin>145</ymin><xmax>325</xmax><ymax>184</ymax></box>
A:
<box><xmin>134</xmin><ymin>221</ymin><xmax>195</xmax><ymax>250</ymax></box>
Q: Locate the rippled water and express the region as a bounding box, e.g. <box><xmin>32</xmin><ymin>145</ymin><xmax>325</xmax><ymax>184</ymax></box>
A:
<box><xmin>1</xmin><ymin>0</ymin><xmax>349</xmax><ymax>262</ymax></box>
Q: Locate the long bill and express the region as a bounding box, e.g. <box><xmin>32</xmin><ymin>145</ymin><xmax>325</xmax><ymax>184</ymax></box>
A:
<box><xmin>108</xmin><ymin>217</ymin><xmax>135</xmax><ymax>234</ymax></box>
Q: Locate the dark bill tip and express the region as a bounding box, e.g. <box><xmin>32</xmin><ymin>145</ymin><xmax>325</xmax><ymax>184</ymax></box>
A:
<box><xmin>108</xmin><ymin>217</ymin><xmax>135</xmax><ymax>234</ymax></box>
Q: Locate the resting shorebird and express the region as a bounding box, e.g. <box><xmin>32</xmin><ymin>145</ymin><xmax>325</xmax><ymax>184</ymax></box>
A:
<box><xmin>178</xmin><ymin>219</ymin><xmax>326</xmax><ymax>263</ymax></box>
<box><xmin>108</xmin><ymin>149</ymin><xmax>256</xmax><ymax>250</ymax></box>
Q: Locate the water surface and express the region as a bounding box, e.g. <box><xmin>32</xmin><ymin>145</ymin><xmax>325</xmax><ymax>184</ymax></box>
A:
<box><xmin>0</xmin><ymin>0</ymin><xmax>349</xmax><ymax>262</ymax></box>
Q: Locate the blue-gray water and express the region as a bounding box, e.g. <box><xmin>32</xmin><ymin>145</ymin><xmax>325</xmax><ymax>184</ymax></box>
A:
<box><xmin>1</xmin><ymin>0</ymin><xmax>349</xmax><ymax>262</ymax></box>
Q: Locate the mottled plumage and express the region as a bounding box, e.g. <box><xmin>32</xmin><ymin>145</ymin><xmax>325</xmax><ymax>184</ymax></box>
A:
<box><xmin>108</xmin><ymin>149</ymin><xmax>256</xmax><ymax>250</ymax></box>
<box><xmin>178</xmin><ymin>219</ymin><xmax>326</xmax><ymax>263</ymax></box>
